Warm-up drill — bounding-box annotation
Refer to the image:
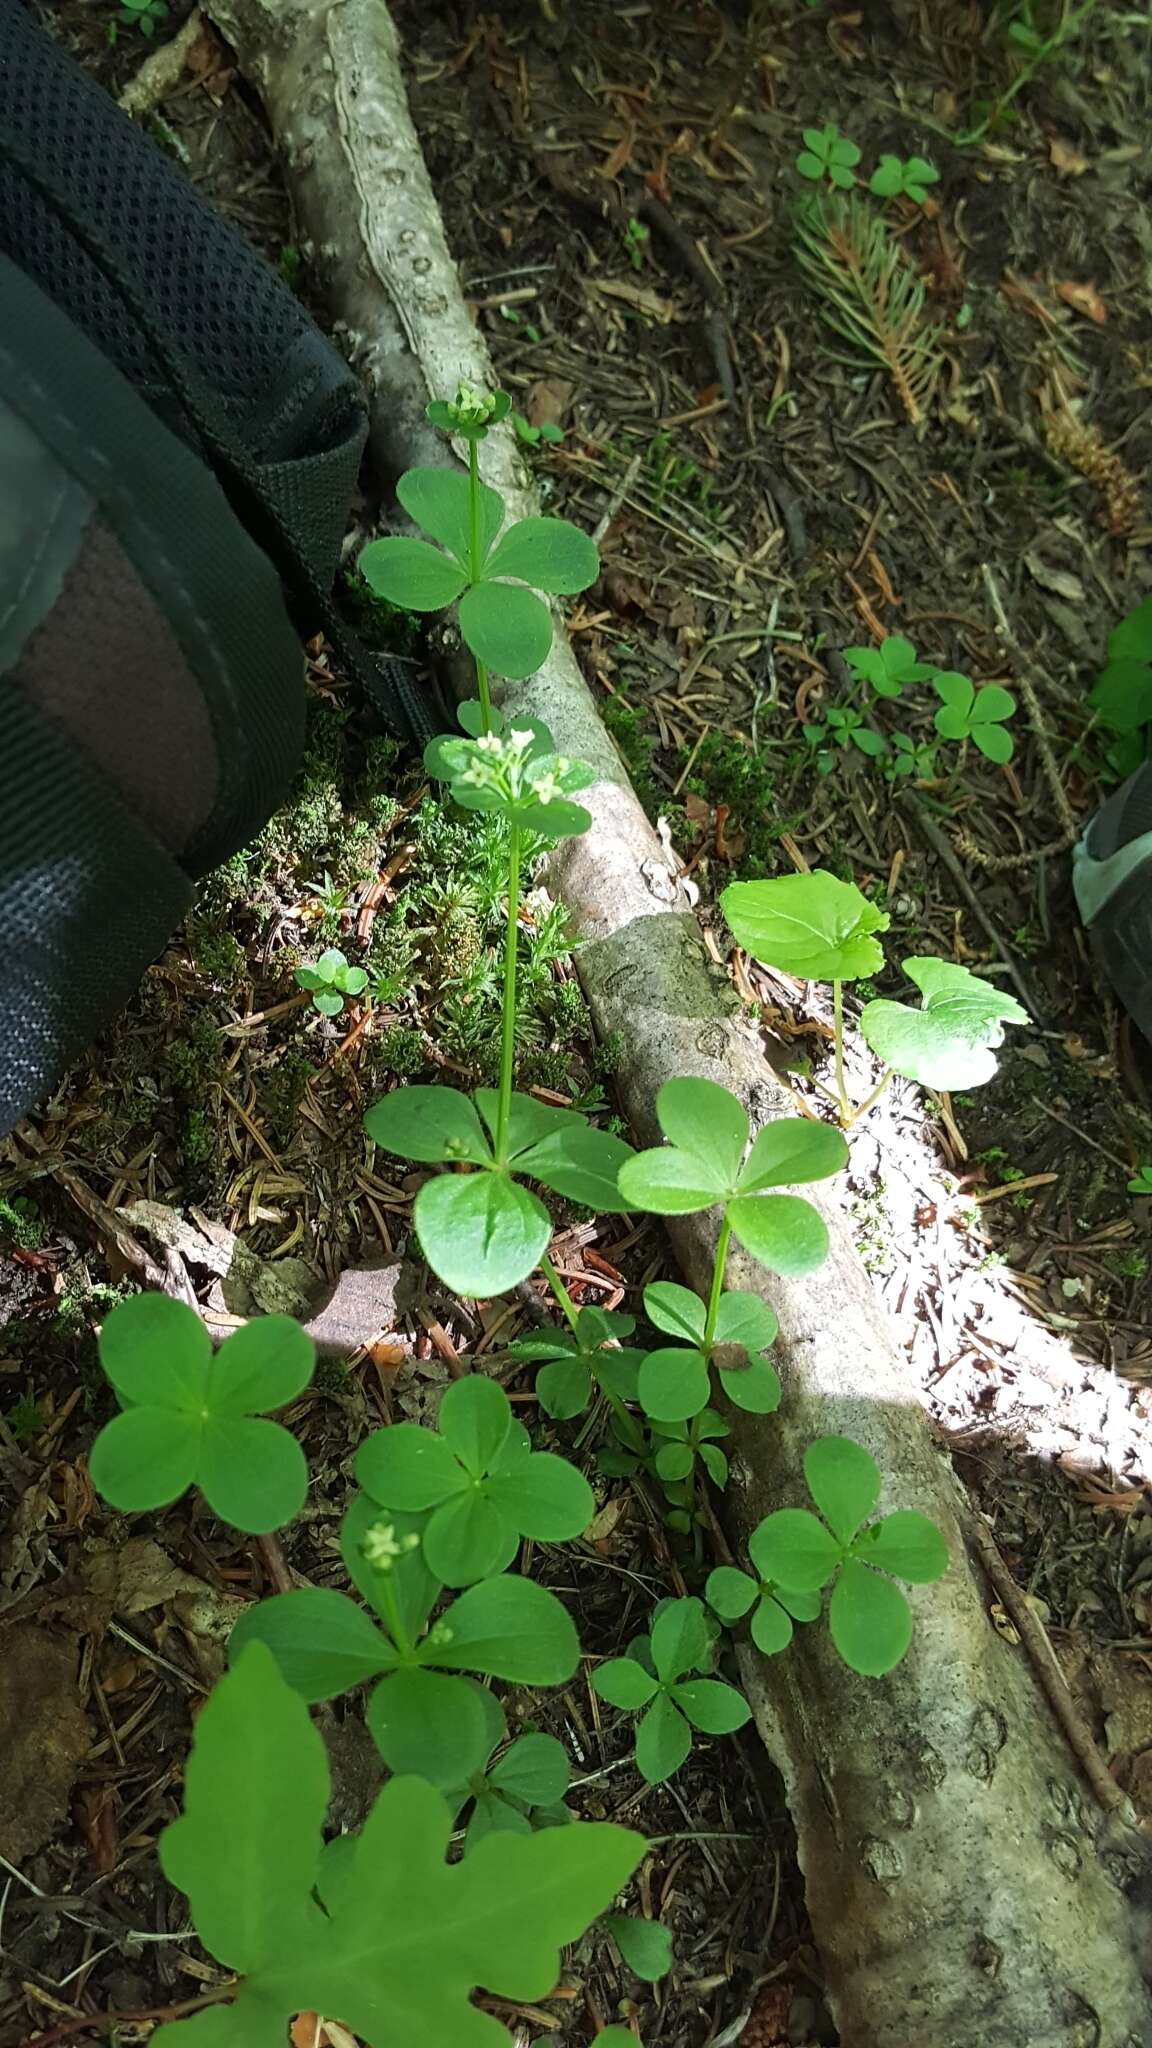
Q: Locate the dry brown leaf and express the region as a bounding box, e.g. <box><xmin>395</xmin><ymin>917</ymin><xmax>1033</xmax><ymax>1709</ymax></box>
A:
<box><xmin>1055</xmin><ymin>279</ymin><xmax>1107</xmax><ymax>325</ymax></box>
<box><xmin>587</xmin><ymin>278</ymin><xmax>676</xmax><ymax>322</ymax></box>
<box><xmin>524</xmin><ymin>376</ymin><xmax>573</xmax><ymax>430</ymax></box>
<box><xmin>1049</xmin><ymin>136</ymin><xmax>1090</xmax><ymax>177</ymax></box>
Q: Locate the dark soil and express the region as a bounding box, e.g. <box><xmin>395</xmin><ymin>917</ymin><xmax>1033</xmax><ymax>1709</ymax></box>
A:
<box><xmin>3</xmin><ymin>1</ymin><xmax>1152</xmax><ymax>2045</ymax></box>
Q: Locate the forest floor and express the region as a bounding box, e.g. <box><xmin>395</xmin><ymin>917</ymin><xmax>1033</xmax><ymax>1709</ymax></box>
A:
<box><xmin>2</xmin><ymin>2</ymin><xmax>1152</xmax><ymax>2045</ymax></box>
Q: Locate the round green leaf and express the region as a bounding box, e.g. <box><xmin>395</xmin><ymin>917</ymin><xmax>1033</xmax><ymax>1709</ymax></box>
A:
<box><xmin>776</xmin><ymin>1583</ymin><xmax>823</xmax><ymax>1622</ymax></box>
<box><xmin>671</xmin><ymin>1678</ymin><xmax>750</xmax><ymax>1735</ymax></box>
<box><xmin>535</xmin><ymin>1357</ymin><xmax>592</xmax><ymax>1421</ymax></box>
<box><xmin>89</xmin><ymin>1406</ymin><xmax>199</xmax><ymax>1510</ymax></box>
<box><xmin>429</xmin><ymin>1574</ymin><xmax>579</xmax><ymax>1684</ymax></box>
<box><xmin>728</xmin><ymin>1193</ymin><xmax>829</xmax><ymax>1276</ymax></box>
<box><xmin>459</xmin><ymin>579</ymin><xmax>552</xmax><ymax>680</ymax></box>
<box><xmin>229</xmin><ymin>1587</ymin><xmax>395</xmax><ymax>1701</ymax></box>
<box><xmin>654</xmin><ymin>1077</ymin><xmax>749</xmax><ymax>1181</ymax></box>
<box><xmin>748</xmin><ymin>1508</ymin><xmax>842</xmax><ymax>1591</ymax></box>
<box><xmin>517</xmin><ymin>1125</ymin><xmax>636</xmax><ymax>1214</ymax></box>
<box><xmin>396</xmin><ymin>466</ymin><xmax>504</xmax><ymax>569</ymax></box>
<box><xmin>366</xmin><ymin>1666</ymin><xmax>493</xmax><ymax>1786</ymax></box>
<box><xmin>591</xmin><ymin>1657</ymin><xmax>659</xmax><ymax>1711</ymax></box>
<box><xmin>618</xmin><ymin>1147</ymin><xmax>728</xmax><ymax>1214</ymax></box>
<box><xmin>804</xmin><ymin>1436</ymin><xmax>880</xmax><ymax>1545</ymax></box>
<box><xmin>489</xmin><ymin>1731</ymin><xmax>570</xmax><ymax>1805</ymax></box>
<box><xmin>705</xmin><ymin>1565</ymin><xmax>758</xmax><ymax>1623</ymax></box>
<box><xmin>606</xmin><ymin>1913</ymin><xmax>673</xmax><ymax>1981</ymax></box>
<box><xmin>424</xmin><ymin>1488</ymin><xmax>519</xmax><ymax>1586</ymax></box>
<box><xmin>356</xmin><ymin>1423</ymin><xmax>464</xmax><ymax>1511</ymax></box>
<box><xmin>650</xmin><ymin>1596</ymin><xmax>710</xmax><ymax>1683</ymax></box>
<box><xmin>414</xmin><ymin>1170</ymin><xmax>551</xmax><ymax>1297</ymax></box>
<box><xmin>364</xmin><ymin>1086</ymin><xmax>492</xmax><ymax>1166</ymax></box>
<box><xmin>1109</xmin><ymin>596</ymin><xmax>1152</xmax><ymax>664</ymax></box>
<box><xmin>438</xmin><ymin>1375</ymin><xmax>512</xmax><ymax>1476</ymax></box>
<box><xmin>199</xmin><ymin>1416</ymin><xmax>308</xmax><ymax>1533</ymax></box>
<box><xmin>483</xmin><ymin>516</ymin><xmax>599</xmax><ymax>593</ymax></box>
<box><xmin>973</xmin><ymin>684</ymin><xmax>1016</xmax><ymax>725</ymax></box>
<box><xmin>718</xmin><ymin>1351</ymin><xmax>781</xmax><ymax>1415</ymax></box>
<box><xmin>99</xmin><ymin>1292</ymin><xmax>211</xmax><ymax>1408</ymax></box>
<box><xmin>635</xmin><ymin>1693</ymin><xmax>692</xmax><ymax>1784</ymax></box>
<box><xmin>712</xmin><ymin>1291</ymin><xmax>778</xmax><ymax>1352</ymax></box>
<box><xmin>487</xmin><ymin>1452</ymin><xmax>594</xmax><ymax>1542</ymax></box>
<box><xmin>857</xmin><ymin>1509</ymin><xmax>948</xmax><ymax>1583</ymax></box>
<box><xmin>654</xmin><ymin>1441</ymin><xmax>695</xmax><ymax>1484</ymax></box>
<box><xmin>721</xmin><ymin>872</ymin><xmax>889</xmax><ymax>982</ymax></box>
<box><xmin>358</xmin><ymin>535</ymin><xmax>468</xmax><ymax>611</ymax></box>
<box><xmin>643</xmin><ymin>1282</ymin><xmax>706</xmax><ymax>1345</ymax></box>
<box><xmin>638</xmin><ymin>1346</ymin><xmax>710</xmax><ymax>1424</ymax></box>
<box><xmin>737</xmin><ymin>1118</ymin><xmax>848</xmax><ymax>1192</ymax></box>
<box><xmin>859</xmin><ymin>999</ymin><xmax>1001</xmax><ymax>1091</ymax></box>
<box><xmin>207</xmin><ymin>1316</ymin><xmax>314</xmax><ymax>1415</ymax></box>
<box><xmin>313</xmin><ymin>989</ymin><xmax>344</xmax><ymax>1017</ymax></box>
<box><xmin>829</xmin><ymin>1559</ymin><xmax>913</xmax><ymax>1676</ymax></box>
<box><xmin>750</xmin><ymin>1595</ymin><xmax>793</xmax><ymax>1655</ymax></box>
<box><xmin>973</xmin><ymin>723</ymin><xmax>1014</xmax><ymax>764</ymax></box>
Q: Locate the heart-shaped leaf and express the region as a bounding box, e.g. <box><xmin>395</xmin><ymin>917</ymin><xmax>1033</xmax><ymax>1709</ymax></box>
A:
<box><xmin>748</xmin><ymin>1508</ymin><xmax>842</xmax><ymax>1591</ymax></box>
<box><xmin>489</xmin><ymin>1732</ymin><xmax>571</xmax><ymax>1806</ymax></box>
<box><xmin>727</xmin><ymin>1193</ymin><xmax>829</xmax><ymax>1276</ymax></box>
<box><xmin>606</xmin><ymin>1913</ymin><xmax>673</xmax><ymax>1982</ymax></box>
<box><xmin>617</xmin><ymin>1146</ymin><xmax>729</xmax><ymax>1213</ymax></box>
<box><xmin>653</xmin><ymin>1077</ymin><xmax>749</xmax><ymax>1182</ymax></box>
<box><xmin>396</xmin><ymin>467</ymin><xmax>504</xmax><ymax>571</ymax></box>
<box><xmin>428</xmin><ymin>1575</ymin><xmax>579</xmax><ymax>1684</ymax></box>
<box><xmin>722</xmin><ymin>872</ymin><xmax>889</xmax><ymax>982</ymax></box>
<box><xmin>230</xmin><ymin>1588</ymin><xmax>396</xmax><ymax>1701</ymax></box>
<box><xmin>737</xmin><ymin>1118</ymin><xmax>848</xmax><ymax>1192</ymax></box>
<box><xmin>704</xmin><ymin>1565</ymin><xmax>758</xmax><ymax>1623</ymax></box>
<box><xmin>358</xmin><ymin>536</ymin><xmax>468</xmax><ymax>611</ymax></box>
<box><xmin>517</xmin><ymin>1124</ymin><xmax>636</xmax><ymax>1213</ymax></box>
<box><xmin>643</xmin><ymin>1282</ymin><xmax>707</xmax><ymax>1345</ymax></box>
<box><xmin>535</xmin><ymin>1356</ymin><xmax>592</xmax><ymax>1420</ymax></box>
<box><xmin>366</xmin><ymin>1667</ymin><xmax>493</xmax><ymax>1786</ymax></box>
<box><xmin>670</xmin><ymin>1678</ymin><xmax>750</xmax><ymax>1735</ymax></box>
<box><xmin>414</xmin><ymin>1171</ymin><xmax>551</xmax><ymax>1297</ymax></box>
<box><xmin>717</xmin><ymin>1350</ymin><xmax>781</xmax><ymax>1414</ymax></box>
<box><xmin>635</xmin><ymin>1693</ymin><xmax>692</xmax><ymax>1784</ymax></box>
<box><xmin>483</xmin><ymin>517</ymin><xmax>599</xmax><ymax>593</ymax></box>
<box><xmin>459</xmin><ymin>580</ymin><xmax>553</xmax><ymax>679</ymax></box>
<box><xmin>712</xmin><ymin>1291</ymin><xmax>779</xmax><ymax>1352</ymax></box>
<box><xmin>365</xmin><ymin>1087</ymin><xmax>493</xmax><ymax>1166</ymax></box>
<box><xmin>591</xmin><ymin>1657</ymin><xmax>659</xmax><ymax>1711</ymax></box>
<box><xmin>804</xmin><ymin>1436</ymin><xmax>879</xmax><ymax>1544</ymax></box>
<box><xmin>829</xmin><ymin>1559</ymin><xmax>913</xmax><ymax>1676</ymax></box>
<box><xmin>650</xmin><ymin>1596</ymin><xmax>711</xmax><ymax>1683</ymax></box>
<box><xmin>857</xmin><ymin>1509</ymin><xmax>948</xmax><ymax>1582</ymax></box>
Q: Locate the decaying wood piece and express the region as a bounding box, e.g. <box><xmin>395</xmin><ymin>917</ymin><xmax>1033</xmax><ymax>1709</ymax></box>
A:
<box><xmin>201</xmin><ymin>3</ymin><xmax>1152</xmax><ymax>2039</ymax></box>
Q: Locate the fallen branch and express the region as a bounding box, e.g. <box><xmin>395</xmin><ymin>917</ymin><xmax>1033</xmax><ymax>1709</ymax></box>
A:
<box><xmin>200</xmin><ymin>4</ymin><xmax>1152</xmax><ymax>2039</ymax></box>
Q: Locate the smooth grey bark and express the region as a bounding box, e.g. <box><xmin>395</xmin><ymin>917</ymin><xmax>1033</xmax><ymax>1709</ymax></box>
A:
<box><xmin>201</xmin><ymin>3</ymin><xmax>1152</xmax><ymax>2039</ymax></box>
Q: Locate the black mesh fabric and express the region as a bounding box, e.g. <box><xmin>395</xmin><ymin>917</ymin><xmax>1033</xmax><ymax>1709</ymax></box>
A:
<box><xmin>0</xmin><ymin>0</ymin><xmax>433</xmax><ymax>740</ymax></box>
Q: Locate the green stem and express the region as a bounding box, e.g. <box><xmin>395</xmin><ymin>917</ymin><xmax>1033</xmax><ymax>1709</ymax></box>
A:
<box><xmin>844</xmin><ymin>1067</ymin><xmax>893</xmax><ymax>1129</ymax></box>
<box><xmin>701</xmin><ymin>1215</ymin><xmax>732</xmax><ymax>1354</ymax></box>
<box><xmin>495</xmin><ymin>821</ymin><xmax>522</xmax><ymax>1164</ymax></box>
<box><xmin>541</xmin><ymin>1253</ymin><xmax>581</xmax><ymax>1336</ymax></box>
<box><xmin>467</xmin><ymin>441</ymin><xmax>492</xmax><ymax>734</ymax></box>
<box><xmin>832</xmin><ymin>979</ymin><xmax>850</xmax><ymax>1125</ymax></box>
<box><xmin>372</xmin><ymin>1563</ymin><xmax>414</xmax><ymax>1664</ymax></box>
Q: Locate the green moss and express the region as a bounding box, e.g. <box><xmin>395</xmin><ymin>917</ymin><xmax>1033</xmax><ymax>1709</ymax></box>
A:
<box><xmin>603</xmin><ymin>700</ymin><xmax>660</xmax><ymax>818</ymax></box>
<box><xmin>163</xmin><ymin>1013</ymin><xmax>224</xmax><ymax>1093</ymax></box>
<box><xmin>679</xmin><ymin>732</ymin><xmax>783</xmax><ymax>876</ymax></box>
<box><xmin>182</xmin><ymin>1107</ymin><xmax>220</xmax><ymax>1173</ymax></box>
<box><xmin>342</xmin><ymin>570</ymin><xmax>421</xmax><ymax>656</ymax></box>
<box><xmin>186</xmin><ymin>919</ymin><xmax>245</xmax><ymax>991</ymax></box>
<box><xmin>371</xmin><ymin>1026</ymin><xmax>427</xmax><ymax>1079</ymax></box>
<box><xmin>259</xmin><ymin>1049</ymin><xmax>315</xmax><ymax>1147</ymax></box>
<box><xmin>0</xmin><ymin>1195</ymin><xmax>43</xmax><ymax>1250</ymax></box>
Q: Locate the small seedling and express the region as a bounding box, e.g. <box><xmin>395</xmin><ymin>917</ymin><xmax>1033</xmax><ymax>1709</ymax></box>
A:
<box><xmin>748</xmin><ymin>1438</ymin><xmax>948</xmax><ymax>1675</ymax></box>
<box><xmin>932</xmin><ymin>673</ymin><xmax>1016</xmax><ymax>762</ymax></box>
<box><xmin>507</xmin><ymin>1304</ymin><xmax>645</xmax><ymax>1422</ymax></box>
<box><xmin>860</xmin><ymin>958</ymin><xmax>1028</xmax><ymax>1091</ymax></box>
<box><xmin>305</xmin><ymin>870</ymin><xmax>353</xmax><ymax>920</ymax></box>
<box><xmin>826</xmin><ymin>705</ymin><xmax>885</xmax><ymax>758</ymax></box>
<box><xmin>152</xmin><ymin>1643</ymin><xmax>642</xmax><ymax>2048</ymax></box>
<box><xmin>844</xmin><ymin>635</ymin><xmax>934</xmax><ymax>701</ymax></box>
<box><xmin>295</xmin><ymin>947</ymin><xmax>368</xmax><ymax>1016</ymax></box>
<box><xmin>513</xmin><ymin>413</ymin><xmax>565</xmax><ymax>448</ymax></box>
<box><xmin>870</xmin><ymin>154</ymin><xmax>940</xmax><ymax>204</ymax></box>
<box><xmin>1127</xmin><ymin>1165</ymin><xmax>1152</xmax><ymax>1196</ymax></box>
<box><xmin>617</xmin><ymin>1076</ymin><xmax>847</xmax><ymax>1280</ymax></box>
<box><xmin>705</xmin><ymin>1559</ymin><xmax>821</xmax><ymax>1655</ymax></box>
<box><xmin>354</xmin><ymin>1374</ymin><xmax>594</xmax><ymax>1586</ymax></box>
<box><xmin>885</xmin><ymin>731</ymin><xmax>938</xmax><ymax>781</ymax></box>
<box><xmin>796</xmin><ymin>122</ymin><xmax>861</xmax><ymax>189</ymax></box>
<box><xmin>114</xmin><ymin>0</ymin><xmax>167</xmax><ymax>35</ymax></box>
<box><xmin>638</xmin><ymin>1277</ymin><xmax>783</xmax><ymax>1422</ymax></box>
<box><xmin>622</xmin><ymin>215</ymin><xmax>650</xmax><ymax>270</ymax></box>
<box><xmin>591</xmin><ymin>1596</ymin><xmax>750</xmax><ymax>1783</ymax></box>
<box><xmin>89</xmin><ymin>1295</ymin><xmax>314</xmax><ymax>1533</ymax></box>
